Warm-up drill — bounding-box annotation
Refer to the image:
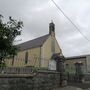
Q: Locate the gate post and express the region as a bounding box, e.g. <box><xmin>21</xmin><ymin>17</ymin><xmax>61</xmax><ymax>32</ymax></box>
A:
<box><xmin>51</xmin><ymin>54</ymin><xmax>67</xmax><ymax>86</ymax></box>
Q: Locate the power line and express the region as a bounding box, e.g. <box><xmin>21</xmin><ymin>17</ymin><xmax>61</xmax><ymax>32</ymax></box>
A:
<box><xmin>51</xmin><ymin>0</ymin><xmax>90</xmax><ymax>42</ymax></box>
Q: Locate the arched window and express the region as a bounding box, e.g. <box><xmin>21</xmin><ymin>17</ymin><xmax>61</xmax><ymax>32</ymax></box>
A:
<box><xmin>25</xmin><ymin>51</ymin><xmax>28</xmax><ymax>64</ymax></box>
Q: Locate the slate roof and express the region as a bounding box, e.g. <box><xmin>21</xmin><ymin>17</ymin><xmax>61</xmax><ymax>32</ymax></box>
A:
<box><xmin>17</xmin><ymin>34</ymin><xmax>49</xmax><ymax>51</ymax></box>
<box><xmin>65</xmin><ymin>55</ymin><xmax>86</xmax><ymax>60</ymax></box>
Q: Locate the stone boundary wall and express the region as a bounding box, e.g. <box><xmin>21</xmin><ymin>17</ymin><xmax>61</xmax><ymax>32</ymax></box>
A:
<box><xmin>0</xmin><ymin>71</ymin><xmax>60</xmax><ymax>90</ymax></box>
<box><xmin>0</xmin><ymin>67</ymin><xmax>33</xmax><ymax>74</ymax></box>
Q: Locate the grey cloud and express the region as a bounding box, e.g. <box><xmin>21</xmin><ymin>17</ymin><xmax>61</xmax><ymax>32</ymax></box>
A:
<box><xmin>0</xmin><ymin>0</ymin><xmax>90</xmax><ymax>57</ymax></box>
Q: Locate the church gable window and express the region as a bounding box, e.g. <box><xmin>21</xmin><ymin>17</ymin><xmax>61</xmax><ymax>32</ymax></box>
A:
<box><xmin>51</xmin><ymin>39</ymin><xmax>55</xmax><ymax>54</ymax></box>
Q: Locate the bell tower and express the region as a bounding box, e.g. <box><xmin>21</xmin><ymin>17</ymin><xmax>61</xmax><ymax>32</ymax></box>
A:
<box><xmin>49</xmin><ymin>21</ymin><xmax>55</xmax><ymax>36</ymax></box>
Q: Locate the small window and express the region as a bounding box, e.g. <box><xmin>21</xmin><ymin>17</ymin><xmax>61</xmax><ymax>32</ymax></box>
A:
<box><xmin>25</xmin><ymin>51</ymin><xmax>28</xmax><ymax>64</ymax></box>
<box><xmin>65</xmin><ymin>64</ymin><xmax>69</xmax><ymax>68</ymax></box>
<box><xmin>66</xmin><ymin>64</ymin><xmax>69</xmax><ymax>66</ymax></box>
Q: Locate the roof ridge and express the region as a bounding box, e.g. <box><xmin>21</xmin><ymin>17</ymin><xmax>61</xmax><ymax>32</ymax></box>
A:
<box><xmin>65</xmin><ymin>54</ymin><xmax>90</xmax><ymax>58</ymax></box>
<box><xmin>18</xmin><ymin>34</ymin><xmax>49</xmax><ymax>45</ymax></box>
<box><xmin>17</xmin><ymin>34</ymin><xmax>50</xmax><ymax>51</ymax></box>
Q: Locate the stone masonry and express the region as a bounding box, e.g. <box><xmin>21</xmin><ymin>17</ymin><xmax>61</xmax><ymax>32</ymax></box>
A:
<box><xmin>0</xmin><ymin>71</ymin><xmax>60</xmax><ymax>90</ymax></box>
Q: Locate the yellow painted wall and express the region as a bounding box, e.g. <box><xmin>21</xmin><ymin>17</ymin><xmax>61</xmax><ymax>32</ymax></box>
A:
<box><xmin>27</xmin><ymin>47</ymin><xmax>41</xmax><ymax>67</ymax></box>
<box><xmin>41</xmin><ymin>35</ymin><xmax>61</xmax><ymax>67</ymax></box>
<box><xmin>5</xmin><ymin>59</ymin><xmax>12</xmax><ymax>67</ymax></box>
<box><xmin>6</xmin><ymin>47</ymin><xmax>41</xmax><ymax>67</ymax></box>
<box><xmin>55</xmin><ymin>37</ymin><xmax>61</xmax><ymax>54</ymax></box>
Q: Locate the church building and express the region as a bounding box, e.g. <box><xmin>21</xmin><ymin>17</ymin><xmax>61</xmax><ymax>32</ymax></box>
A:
<box><xmin>6</xmin><ymin>21</ymin><xmax>62</xmax><ymax>68</ymax></box>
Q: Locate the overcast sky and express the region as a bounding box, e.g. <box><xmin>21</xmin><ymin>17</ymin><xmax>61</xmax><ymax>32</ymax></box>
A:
<box><xmin>0</xmin><ymin>0</ymin><xmax>90</xmax><ymax>57</ymax></box>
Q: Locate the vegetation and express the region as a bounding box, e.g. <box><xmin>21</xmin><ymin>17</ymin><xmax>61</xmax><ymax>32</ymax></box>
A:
<box><xmin>60</xmin><ymin>55</ymin><xmax>66</xmax><ymax>62</ymax></box>
<box><xmin>0</xmin><ymin>15</ymin><xmax>23</xmax><ymax>67</ymax></box>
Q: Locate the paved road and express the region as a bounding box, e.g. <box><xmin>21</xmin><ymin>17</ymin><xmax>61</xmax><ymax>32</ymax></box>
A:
<box><xmin>68</xmin><ymin>82</ymin><xmax>90</xmax><ymax>89</ymax></box>
<box><xmin>53</xmin><ymin>86</ymin><xmax>90</xmax><ymax>90</ymax></box>
<box><xmin>53</xmin><ymin>86</ymin><xmax>82</xmax><ymax>90</ymax></box>
<box><xmin>84</xmin><ymin>89</ymin><xmax>90</xmax><ymax>90</ymax></box>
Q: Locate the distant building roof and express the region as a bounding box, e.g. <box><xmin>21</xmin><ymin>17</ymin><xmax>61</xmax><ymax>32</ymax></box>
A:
<box><xmin>65</xmin><ymin>55</ymin><xmax>87</xmax><ymax>60</ymax></box>
<box><xmin>17</xmin><ymin>34</ymin><xmax>49</xmax><ymax>51</ymax></box>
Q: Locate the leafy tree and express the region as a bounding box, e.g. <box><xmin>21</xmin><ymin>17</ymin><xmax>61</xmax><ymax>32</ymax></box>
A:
<box><xmin>0</xmin><ymin>15</ymin><xmax>23</xmax><ymax>66</ymax></box>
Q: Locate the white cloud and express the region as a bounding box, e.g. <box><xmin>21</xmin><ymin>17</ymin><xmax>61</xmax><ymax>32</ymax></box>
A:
<box><xmin>0</xmin><ymin>0</ymin><xmax>90</xmax><ymax>57</ymax></box>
